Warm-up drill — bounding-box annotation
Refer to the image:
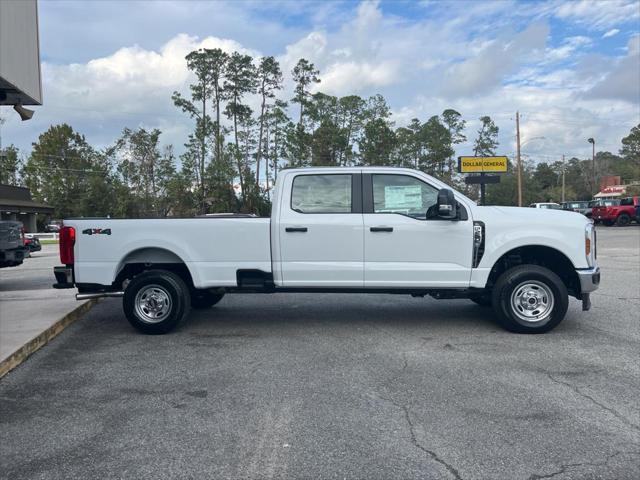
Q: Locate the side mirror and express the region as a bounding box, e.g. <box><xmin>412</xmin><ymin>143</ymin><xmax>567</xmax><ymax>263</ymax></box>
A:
<box><xmin>437</xmin><ymin>188</ymin><xmax>457</xmax><ymax>219</ymax></box>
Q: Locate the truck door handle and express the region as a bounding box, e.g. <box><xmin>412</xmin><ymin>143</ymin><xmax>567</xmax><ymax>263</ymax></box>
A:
<box><xmin>370</xmin><ymin>227</ymin><xmax>393</xmax><ymax>232</ymax></box>
<box><xmin>285</xmin><ymin>227</ymin><xmax>308</xmax><ymax>233</ymax></box>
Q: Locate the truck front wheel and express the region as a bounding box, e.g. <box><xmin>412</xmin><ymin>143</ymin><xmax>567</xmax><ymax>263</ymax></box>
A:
<box><xmin>491</xmin><ymin>265</ymin><xmax>568</xmax><ymax>334</ymax></box>
<box><xmin>123</xmin><ymin>270</ymin><xmax>191</xmax><ymax>334</ymax></box>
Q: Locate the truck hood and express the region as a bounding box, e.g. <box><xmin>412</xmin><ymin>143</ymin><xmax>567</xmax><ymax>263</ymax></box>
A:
<box><xmin>472</xmin><ymin>205</ymin><xmax>590</xmax><ymax>228</ymax></box>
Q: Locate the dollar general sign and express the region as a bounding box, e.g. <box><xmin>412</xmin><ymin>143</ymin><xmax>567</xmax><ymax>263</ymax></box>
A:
<box><xmin>458</xmin><ymin>156</ymin><xmax>508</xmax><ymax>173</ymax></box>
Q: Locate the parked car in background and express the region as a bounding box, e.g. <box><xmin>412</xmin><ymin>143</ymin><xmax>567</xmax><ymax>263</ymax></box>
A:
<box><xmin>24</xmin><ymin>234</ymin><xmax>42</xmax><ymax>253</ymax></box>
<box><xmin>529</xmin><ymin>202</ymin><xmax>562</xmax><ymax>210</ymax></box>
<box><xmin>588</xmin><ymin>199</ymin><xmax>619</xmax><ymax>224</ymax></box>
<box><xmin>0</xmin><ymin>220</ymin><xmax>28</xmax><ymax>268</ymax></box>
<box><xmin>592</xmin><ymin>196</ymin><xmax>639</xmax><ymax>226</ymax></box>
<box><xmin>561</xmin><ymin>201</ymin><xmax>591</xmax><ymax>217</ymax></box>
<box><xmin>45</xmin><ymin>223</ymin><xmax>61</xmax><ymax>233</ymax></box>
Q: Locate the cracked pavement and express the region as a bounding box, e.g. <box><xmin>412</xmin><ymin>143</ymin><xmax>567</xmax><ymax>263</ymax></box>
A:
<box><xmin>1</xmin><ymin>227</ymin><xmax>639</xmax><ymax>479</ymax></box>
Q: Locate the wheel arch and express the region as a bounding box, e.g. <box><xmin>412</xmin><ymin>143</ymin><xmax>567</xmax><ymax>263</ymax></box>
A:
<box><xmin>114</xmin><ymin>247</ymin><xmax>196</xmax><ymax>290</ymax></box>
<box><xmin>485</xmin><ymin>244</ymin><xmax>581</xmax><ymax>298</ymax></box>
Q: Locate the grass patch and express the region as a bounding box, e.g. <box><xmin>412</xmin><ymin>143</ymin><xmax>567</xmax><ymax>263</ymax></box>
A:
<box><xmin>40</xmin><ymin>239</ymin><xmax>59</xmax><ymax>245</ymax></box>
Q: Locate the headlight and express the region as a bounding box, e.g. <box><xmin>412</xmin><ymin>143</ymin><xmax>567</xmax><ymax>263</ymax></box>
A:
<box><xmin>585</xmin><ymin>223</ymin><xmax>596</xmax><ymax>267</ymax></box>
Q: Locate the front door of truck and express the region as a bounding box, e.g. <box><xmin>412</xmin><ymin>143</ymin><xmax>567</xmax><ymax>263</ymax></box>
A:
<box><xmin>363</xmin><ymin>173</ymin><xmax>473</xmax><ymax>288</ymax></box>
<box><xmin>278</xmin><ymin>173</ymin><xmax>364</xmax><ymax>287</ymax></box>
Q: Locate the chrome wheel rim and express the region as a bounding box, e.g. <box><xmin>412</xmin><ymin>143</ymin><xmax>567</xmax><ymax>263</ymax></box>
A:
<box><xmin>134</xmin><ymin>285</ymin><xmax>172</xmax><ymax>323</ymax></box>
<box><xmin>510</xmin><ymin>281</ymin><xmax>554</xmax><ymax>323</ymax></box>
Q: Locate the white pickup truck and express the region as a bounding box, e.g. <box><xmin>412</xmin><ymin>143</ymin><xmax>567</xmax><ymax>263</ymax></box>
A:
<box><xmin>53</xmin><ymin>167</ymin><xmax>600</xmax><ymax>334</ymax></box>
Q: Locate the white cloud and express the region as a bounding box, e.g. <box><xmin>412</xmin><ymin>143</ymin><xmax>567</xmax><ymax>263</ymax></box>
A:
<box><xmin>554</xmin><ymin>0</ymin><xmax>640</xmax><ymax>30</ymax></box>
<box><xmin>588</xmin><ymin>35</ymin><xmax>640</xmax><ymax>103</ymax></box>
<box><xmin>319</xmin><ymin>61</ymin><xmax>399</xmax><ymax>94</ymax></box>
<box><xmin>440</xmin><ymin>22</ymin><xmax>549</xmax><ymax>97</ymax></box>
<box><xmin>602</xmin><ymin>28</ymin><xmax>620</xmax><ymax>38</ymax></box>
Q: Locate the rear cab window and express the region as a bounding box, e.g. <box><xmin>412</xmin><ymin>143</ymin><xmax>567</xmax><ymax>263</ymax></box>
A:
<box><xmin>291</xmin><ymin>174</ymin><xmax>353</xmax><ymax>213</ymax></box>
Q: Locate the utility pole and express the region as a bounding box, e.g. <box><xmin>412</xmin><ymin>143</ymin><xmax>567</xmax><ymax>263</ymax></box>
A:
<box><xmin>516</xmin><ymin>111</ymin><xmax>522</xmax><ymax>207</ymax></box>
<box><xmin>588</xmin><ymin>137</ymin><xmax>596</xmax><ymax>193</ymax></box>
<box><xmin>0</xmin><ymin>113</ymin><xmax>5</xmax><ymax>152</ymax></box>
<box><xmin>561</xmin><ymin>154</ymin><xmax>565</xmax><ymax>203</ymax></box>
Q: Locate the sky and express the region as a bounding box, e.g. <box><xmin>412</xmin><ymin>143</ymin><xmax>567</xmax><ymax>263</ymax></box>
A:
<box><xmin>1</xmin><ymin>0</ymin><xmax>639</xmax><ymax>164</ymax></box>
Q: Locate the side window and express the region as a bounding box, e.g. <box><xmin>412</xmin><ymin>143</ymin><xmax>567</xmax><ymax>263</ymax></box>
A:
<box><xmin>291</xmin><ymin>174</ymin><xmax>352</xmax><ymax>213</ymax></box>
<box><xmin>372</xmin><ymin>174</ymin><xmax>439</xmax><ymax>219</ymax></box>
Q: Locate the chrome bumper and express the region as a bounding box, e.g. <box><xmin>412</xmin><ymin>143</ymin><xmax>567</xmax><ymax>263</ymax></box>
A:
<box><xmin>576</xmin><ymin>267</ymin><xmax>600</xmax><ymax>294</ymax></box>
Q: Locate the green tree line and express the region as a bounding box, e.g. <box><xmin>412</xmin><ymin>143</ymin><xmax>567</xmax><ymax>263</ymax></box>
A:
<box><xmin>1</xmin><ymin>51</ymin><xmax>639</xmax><ymax>221</ymax></box>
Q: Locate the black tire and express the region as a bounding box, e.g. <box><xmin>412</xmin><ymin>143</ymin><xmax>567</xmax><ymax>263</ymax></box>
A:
<box><xmin>191</xmin><ymin>290</ymin><xmax>225</xmax><ymax>309</ymax></box>
<box><xmin>491</xmin><ymin>265</ymin><xmax>568</xmax><ymax>334</ymax></box>
<box><xmin>616</xmin><ymin>213</ymin><xmax>631</xmax><ymax>227</ymax></box>
<box><xmin>123</xmin><ymin>270</ymin><xmax>191</xmax><ymax>334</ymax></box>
<box><xmin>470</xmin><ymin>295</ymin><xmax>492</xmax><ymax>307</ymax></box>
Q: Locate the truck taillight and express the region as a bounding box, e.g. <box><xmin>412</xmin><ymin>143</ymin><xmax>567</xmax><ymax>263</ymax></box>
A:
<box><xmin>59</xmin><ymin>226</ymin><xmax>75</xmax><ymax>265</ymax></box>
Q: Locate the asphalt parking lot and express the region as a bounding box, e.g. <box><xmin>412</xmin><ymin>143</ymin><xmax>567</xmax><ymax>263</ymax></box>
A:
<box><xmin>1</xmin><ymin>227</ymin><xmax>639</xmax><ymax>479</ymax></box>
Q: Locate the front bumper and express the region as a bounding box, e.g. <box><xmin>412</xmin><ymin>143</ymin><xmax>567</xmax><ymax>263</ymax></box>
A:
<box><xmin>576</xmin><ymin>267</ymin><xmax>600</xmax><ymax>293</ymax></box>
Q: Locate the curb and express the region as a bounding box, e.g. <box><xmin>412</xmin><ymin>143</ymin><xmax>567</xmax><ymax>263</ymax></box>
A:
<box><xmin>0</xmin><ymin>299</ymin><xmax>98</xmax><ymax>379</ymax></box>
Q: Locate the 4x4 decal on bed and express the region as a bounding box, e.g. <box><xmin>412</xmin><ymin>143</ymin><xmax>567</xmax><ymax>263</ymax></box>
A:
<box><xmin>82</xmin><ymin>228</ymin><xmax>112</xmax><ymax>235</ymax></box>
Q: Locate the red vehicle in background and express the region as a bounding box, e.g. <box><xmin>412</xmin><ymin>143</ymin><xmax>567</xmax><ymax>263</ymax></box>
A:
<box><xmin>592</xmin><ymin>196</ymin><xmax>639</xmax><ymax>226</ymax></box>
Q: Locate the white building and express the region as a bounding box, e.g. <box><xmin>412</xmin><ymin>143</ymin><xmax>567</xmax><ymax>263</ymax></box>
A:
<box><xmin>0</xmin><ymin>0</ymin><xmax>42</xmax><ymax>108</ymax></box>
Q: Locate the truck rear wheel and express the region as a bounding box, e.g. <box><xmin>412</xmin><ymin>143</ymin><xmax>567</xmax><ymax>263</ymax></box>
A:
<box><xmin>191</xmin><ymin>290</ymin><xmax>225</xmax><ymax>309</ymax></box>
<box><xmin>123</xmin><ymin>270</ymin><xmax>191</xmax><ymax>334</ymax></box>
<box><xmin>491</xmin><ymin>265</ymin><xmax>568</xmax><ymax>334</ymax></box>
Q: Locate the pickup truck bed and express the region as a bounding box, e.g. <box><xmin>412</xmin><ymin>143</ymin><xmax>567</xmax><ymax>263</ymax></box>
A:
<box><xmin>65</xmin><ymin>217</ymin><xmax>271</xmax><ymax>288</ymax></box>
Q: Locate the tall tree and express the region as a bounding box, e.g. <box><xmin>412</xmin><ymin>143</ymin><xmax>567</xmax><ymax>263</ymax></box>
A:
<box><xmin>421</xmin><ymin>116</ymin><xmax>453</xmax><ymax>175</ymax></box>
<box><xmin>113</xmin><ymin>127</ymin><xmax>177</xmax><ymax>217</ymax></box>
<box><xmin>365</xmin><ymin>94</ymin><xmax>391</xmax><ymax>122</ymax></box>
<box><xmin>292</xmin><ymin>58</ymin><xmax>320</xmax><ymax>128</ymax></box>
<box><xmin>223</xmin><ymin>51</ymin><xmax>257</xmax><ymax>196</ymax></box>
<box><xmin>265</xmin><ymin>100</ymin><xmax>289</xmax><ymax>188</ymax></box>
<box><xmin>203</xmin><ymin>48</ymin><xmax>229</xmax><ymax>166</ymax></box>
<box><xmin>620</xmin><ymin>123</ymin><xmax>640</xmax><ymax>166</ymax></box>
<box><xmin>473</xmin><ymin>116</ymin><xmax>499</xmax><ymax>156</ymax></box>
<box><xmin>291</xmin><ymin>59</ymin><xmax>320</xmax><ymax>167</ymax></box>
<box><xmin>23</xmin><ymin>124</ymin><xmax>117</xmax><ymax>219</ymax></box>
<box><xmin>0</xmin><ymin>145</ymin><xmax>21</xmax><ymax>185</ymax></box>
<box><xmin>441</xmin><ymin>109</ymin><xmax>466</xmax><ymax>175</ymax></box>
<box><xmin>255</xmin><ymin>56</ymin><xmax>283</xmax><ymax>187</ymax></box>
<box><xmin>359</xmin><ymin>119</ymin><xmax>396</xmax><ymax>166</ymax></box>
<box><xmin>172</xmin><ymin>49</ymin><xmax>216</xmax><ymax>213</ymax></box>
<box><xmin>337</xmin><ymin>95</ymin><xmax>366</xmax><ymax>166</ymax></box>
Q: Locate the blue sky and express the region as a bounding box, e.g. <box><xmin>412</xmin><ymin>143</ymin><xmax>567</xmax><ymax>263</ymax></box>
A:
<box><xmin>2</xmin><ymin>0</ymin><xmax>639</xmax><ymax>163</ymax></box>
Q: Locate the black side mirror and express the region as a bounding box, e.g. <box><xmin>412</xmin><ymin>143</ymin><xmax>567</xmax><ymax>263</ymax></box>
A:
<box><xmin>437</xmin><ymin>188</ymin><xmax>457</xmax><ymax>219</ymax></box>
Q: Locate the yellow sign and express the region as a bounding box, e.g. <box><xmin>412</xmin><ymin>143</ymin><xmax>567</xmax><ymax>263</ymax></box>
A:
<box><xmin>458</xmin><ymin>156</ymin><xmax>508</xmax><ymax>173</ymax></box>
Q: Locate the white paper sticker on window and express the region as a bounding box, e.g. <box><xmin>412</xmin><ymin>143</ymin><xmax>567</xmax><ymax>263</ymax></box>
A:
<box><xmin>384</xmin><ymin>185</ymin><xmax>422</xmax><ymax>210</ymax></box>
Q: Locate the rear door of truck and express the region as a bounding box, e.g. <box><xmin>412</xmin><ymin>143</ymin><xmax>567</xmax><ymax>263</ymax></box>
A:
<box><xmin>277</xmin><ymin>172</ymin><xmax>364</xmax><ymax>287</ymax></box>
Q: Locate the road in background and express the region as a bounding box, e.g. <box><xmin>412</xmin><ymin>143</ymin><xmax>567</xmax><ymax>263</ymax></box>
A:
<box><xmin>1</xmin><ymin>228</ymin><xmax>639</xmax><ymax>479</ymax></box>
